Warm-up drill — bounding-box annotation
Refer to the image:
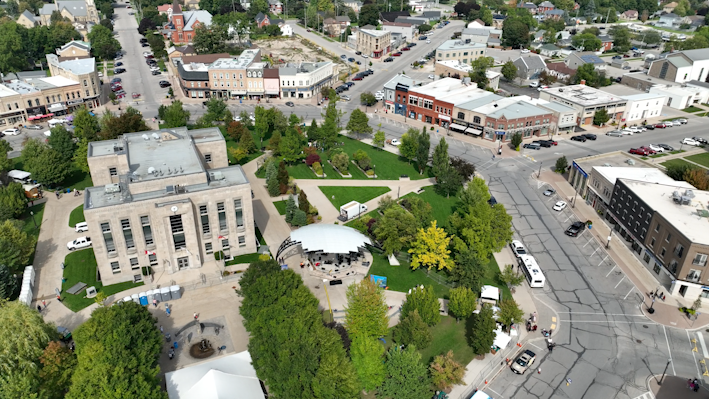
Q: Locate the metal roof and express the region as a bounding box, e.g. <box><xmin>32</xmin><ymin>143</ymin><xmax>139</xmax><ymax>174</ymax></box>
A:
<box><xmin>290</xmin><ymin>224</ymin><xmax>372</xmax><ymax>254</ymax></box>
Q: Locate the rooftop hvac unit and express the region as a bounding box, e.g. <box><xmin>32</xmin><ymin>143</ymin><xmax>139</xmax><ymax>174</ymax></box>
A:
<box><xmin>209</xmin><ymin>171</ymin><xmax>225</xmax><ymax>181</ymax></box>
<box><xmin>166</xmin><ymin>185</ymin><xmax>176</xmax><ymax>195</ymax></box>
<box><xmin>626</xmin><ymin>160</ymin><xmax>635</xmax><ymax>165</ymax></box>
<box><xmin>105</xmin><ymin>183</ymin><xmax>120</xmax><ymax>194</ymax></box>
<box><xmin>142</xmin><ymin>134</ymin><xmax>150</xmax><ymax>140</ymax></box>
<box><xmin>672</xmin><ymin>191</ymin><xmax>681</xmax><ymax>203</ymax></box>
<box><xmin>683</xmin><ymin>189</ymin><xmax>695</xmax><ymax>199</ymax></box>
<box><xmin>152</xmin><ymin>133</ymin><xmax>160</xmax><ymax>140</ymax></box>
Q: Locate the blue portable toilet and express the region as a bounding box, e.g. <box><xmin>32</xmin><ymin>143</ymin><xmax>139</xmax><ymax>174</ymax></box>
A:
<box><xmin>139</xmin><ymin>292</ymin><xmax>148</xmax><ymax>306</ymax></box>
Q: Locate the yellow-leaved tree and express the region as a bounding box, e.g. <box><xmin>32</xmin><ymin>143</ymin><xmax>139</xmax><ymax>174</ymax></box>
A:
<box><xmin>409</xmin><ymin>221</ymin><xmax>454</xmax><ymax>271</ymax></box>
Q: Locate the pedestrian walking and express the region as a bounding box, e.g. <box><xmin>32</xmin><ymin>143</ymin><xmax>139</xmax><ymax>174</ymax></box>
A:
<box><xmin>492</xmin><ymin>154</ymin><xmax>496</xmax><ymax>161</ymax></box>
<box><xmin>160</xmin><ymin>325</ymin><xmax>164</xmax><ymax>333</ymax></box>
<box><xmin>37</xmin><ymin>305</ymin><xmax>42</xmax><ymax>312</ymax></box>
<box><xmin>194</xmin><ymin>312</ymin><xmax>198</xmax><ymax>320</ymax></box>
<box><xmin>537</xmin><ymin>367</ymin><xmax>541</xmax><ymax>374</ymax></box>
<box><xmin>688</xmin><ymin>379</ymin><xmax>694</xmax><ymax>389</ymax></box>
<box><xmin>166</xmin><ymin>306</ymin><xmax>171</xmax><ymax>317</ymax></box>
<box><xmin>153</xmin><ymin>299</ymin><xmax>158</xmax><ymax>308</ymax></box>
<box><xmin>691</xmin><ymin>383</ymin><xmax>696</xmax><ymax>391</ymax></box>
<box><xmin>42</xmin><ymin>300</ymin><xmax>46</xmax><ymax>309</ymax></box>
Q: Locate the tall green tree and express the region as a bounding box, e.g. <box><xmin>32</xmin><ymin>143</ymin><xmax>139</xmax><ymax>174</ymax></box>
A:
<box><xmin>22</xmin><ymin>139</ymin><xmax>71</xmax><ymax>186</ymax></box>
<box><xmin>266</xmin><ymin>161</ymin><xmax>279</xmax><ymax>196</ymax></box>
<box><xmin>192</xmin><ymin>24</ymin><xmax>231</xmax><ymax>54</ymax></box>
<box><xmin>99</xmin><ymin>108</ymin><xmax>149</xmax><ymax>140</ymax></box>
<box><xmin>0</xmin><ymin>141</ymin><xmax>12</xmax><ymax>174</ymax></box>
<box><xmin>430</xmin><ymin>350</ymin><xmax>466</xmax><ymax>391</ymax></box>
<box><xmin>345</xmin><ymin>109</ymin><xmax>372</xmax><ymax>139</ymax></box>
<box><xmin>239</xmin><ymin>128</ymin><xmax>257</xmax><ymax>154</ymax></box>
<box><xmin>306</xmin><ymin>119</ymin><xmax>320</xmax><ymax>142</ymax></box>
<box><xmin>204</xmin><ymin>97</ymin><xmax>228</xmax><ymax>122</ymax></box>
<box><xmin>47</xmin><ymin>125</ymin><xmax>76</xmax><ymax>162</ymax></box>
<box><xmin>593</xmin><ymin>108</ymin><xmax>610</xmax><ymax>126</ymax></box>
<box><xmin>501</xmin><ymin>60</ymin><xmax>518</xmax><ymax>81</ymax></box>
<box><xmin>0</xmin><ymin>264</ymin><xmax>18</xmax><ymax>299</ymax></box>
<box><xmin>468</xmin><ymin>303</ymin><xmax>496</xmax><ymax>355</ymax></box>
<box><xmin>374</xmin><ymin>206</ymin><xmax>418</xmax><ymax>256</ymax></box>
<box><xmin>358</xmin><ymin>3</ymin><xmax>380</xmax><ymax>26</ymax></box>
<box><xmin>394</xmin><ymin>309</ymin><xmax>432</xmax><ymax>349</ymax></box>
<box><xmin>279</xmin><ymin>130</ymin><xmax>305</xmax><ymax>164</ymax></box>
<box><xmin>571</xmin><ymin>33</ymin><xmax>602</xmax><ymax>51</ymax></box>
<box><xmin>0</xmin><ymin>299</ymin><xmax>57</xmax><ymax>399</ymax></box>
<box><xmin>401</xmin><ymin>285</ymin><xmax>440</xmax><ymax>327</ymax></box>
<box><xmin>470</xmin><ymin>56</ymin><xmax>494</xmax><ymax>88</ymax></box>
<box><xmin>0</xmin><ymin>183</ymin><xmax>27</xmax><ymax>221</ymax></box>
<box><xmin>350</xmin><ymin>335</ymin><xmax>386</xmax><ymax>392</ymax></box>
<box><xmin>67</xmin><ymin>302</ymin><xmax>166</xmax><ymax>399</ymax></box>
<box><xmin>415</xmin><ymin>129</ymin><xmax>430</xmax><ymax>174</ymax></box>
<box><xmin>497</xmin><ymin>299</ymin><xmax>525</xmax><ymax>332</ymax></box>
<box><xmin>146</xmin><ymin>33</ymin><xmax>166</xmax><ymax>58</ymax></box>
<box><xmin>448</xmin><ymin>286</ymin><xmax>477</xmax><ymax>321</ymax></box>
<box><xmin>437</xmin><ymin>163</ymin><xmax>463</xmax><ymax>198</ymax></box>
<box><xmin>87</xmin><ymin>24</ymin><xmax>121</xmax><ymax>60</ymax></box>
<box><xmin>39</xmin><ymin>341</ymin><xmax>77</xmax><ymax>399</ymax></box>
<box><xmin>449</xmin><ymin>247</ymin><xmax>486</xmax><ymax>293</ymax></box>
<box><xmin>345</xmin><ymin>278</ymin><xmax>389</xmax><ymax>339</ymax></box>
<box><xmin>609</xmin><ymin>25</ymin><xmax>631</xmax><ymax>53</ymax></box>
<box><xmin>0</xmin><ymin>220</ymin><xmax>36</xmax><ymax>273</ymax></box>
<box><xmin>373</xmin><ymin>130</ymin><xmax>385</xmax><ymax>148</ymax></box>
<box><xmin>409</xmin><ymin>221</ymin><xmax>453</xmax><ymax>272</ymax></box>
<box><xmin>161</xmin><ymin>101</ymin><xmax>190</xmax><ymax>128</ymax></box>
<box><xmin>0</xmin><ymin>22</ymin><xmax>27</xmax><ymax>75</ymax></box>
<box><xmin>285</xmin><ymin>195</ymin><xmax>297</xmax><ymax>224</ymax></box>
<box><xmin>402</xmin><ymin>196</ymin><xmax>432</xmax><ymax>229</ymax></box>
<box><xmin>72</xmin><ymin>106</ymin><xmax>100</xmax><ymax>142</ymax></box>
<box><xmin>73</xmin><ymin>139</ymin><xmax>90</xmax><ymax>173</ymax></box>
<box><xmin>277</xmin><ymin>161</ymin><xmax>289</xmax><ymax>193</ymax></box>
<box><xmin>501</xmin><ymin>19</ymin><xmax>530</xmax><ymax>49</ymax></box>
<box><xmin>379</xmin><ymin>346</ymin><xmax>432</xmax><ymax>399</ymax></box>
<box><xmin>431</xmin><ymin>137</ymin><xmax>449</xmax><ymax>178</ymax></box>
<box><xmin>399</xmin><ymin>129</ymin><xmax>419</xmax><ymax>162</ymax></box>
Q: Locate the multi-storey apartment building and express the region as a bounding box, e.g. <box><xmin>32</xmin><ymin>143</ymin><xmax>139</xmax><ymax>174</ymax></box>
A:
<box><xmin>435</xmin><ymin>40</ymin><xmax>486</xmax><ymax>64</ymax></box>
<box><xmin>357</xmin><ymin>29</ymin><xmax>391</xmax><ymax>58</ymax></box>
<box><xmin>84</xmin><ymin>127</ymin><xmax>255</xmax><ymax>286</ymax></box>
<box><xmin>279</xmin><ymin>62</ymin><xmax>335</xmax><ymax>99</ymax></box>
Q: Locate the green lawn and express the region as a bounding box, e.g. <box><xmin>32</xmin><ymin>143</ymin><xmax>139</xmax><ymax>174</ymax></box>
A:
<box><xmin>418</xmin><ymin>315</ymin><xmax>476</xmax><ymax>365</ymax></box>
<box><xmin>685</xmin><ymin>152</ymin><xmax>709</xmax><ymax>168</ymax></box>
<box><xmin>255</xmin><ymin>225</ymin><xmax>266</xmax><ymax>245</ymax></box>
<box><xmin>273</xmin><ymin>200</ymin><xmax>287</xmax><ymax>215</ymax></box>
<box><xmin>257</xmin><ymin>135</ymin><xmax>426</xmax><ymax>180</ymax></box>
<box><xmin>319</xmin><ymin>186</ymin><xmax>391</xmax><ymax>209</ymax></box>
<box><xmin>367</xmin><ymin>252</ymin><xmax>451</xmax><ymax>299</ymax></box>
<box><xmin>401</xmin><ymin>186</ymin><xmax>458</xmax><ymax>228</ymax></box>
<box><xmin>225</xmin><ymin>252</ymin><xmax>262</xmax><ymax>265</ymax></box>
<box><xmin>682</xmin><ymin>106</ymin><xmax>704</xmax><ymax>113</ymax></box>
<box><xmin>661</xmin><ymin>158</ymin><xmax>698</xmax><ymax>170</ymax></box>
<box><xmin>61</xmin><ymin>249</ymin><xmax>143</xmax><ymax>312</ymax></box>
<box><xmin>11</xmin><ymin>157</ymin><xmax>93</xmax><ymax>190</ymax></box>
<box><xmin>219</xmin><ymin>126</ymin><xmax>266</xmax><ymax>165</ymax></box>
<box><xmin>68</xmin><ymin>205</ymin><xmax>85</xmax><ymax>227</ymax></box>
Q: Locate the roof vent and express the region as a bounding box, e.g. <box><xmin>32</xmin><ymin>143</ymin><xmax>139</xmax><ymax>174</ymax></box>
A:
<box><xmin>142</xmin><ymin>134</ymin><xmax>150</xmax><ymax>140</ymax></box>
<box><xmin>152</xmin><ymin>133</ymin><xmax>160</xmax><ymax>140</ymax></box>
<box><xmin>684</xmin><ymin>189</ymin><xmax>695</xmax><ymax>199</ymax></box>
<box><xmin>105</xmin><ymin>183</ymin><xmax>120</xmax><ymax>194</ymax></box>
<box><xmin>148</xmin><ymin>166</ymin><xmax>156</xmax><ymax>175</ymax></box>
<box><xmin>166</xmin><ymin>185</ymin><xmax>175</xmax><ymax>195</ymax></box>
<box><xmin>672</xmin><ymin>190</ymin><xmax>681</xmax><ymax>203</ymax></box>
<box><xmin>209</xmin><ymin>171</ymin><xmax>225</xmax><ymax>181</ymax></box>
<box><xmin>627</xmin><ymin>159</ymin><xmax>635</xmax><ymax>165</ymax></box>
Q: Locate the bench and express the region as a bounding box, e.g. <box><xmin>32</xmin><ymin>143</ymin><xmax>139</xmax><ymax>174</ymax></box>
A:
<box><xmin>66</xmin><ymin>282</ymin><xmax>87</xmax><ymax>295</ymax></box>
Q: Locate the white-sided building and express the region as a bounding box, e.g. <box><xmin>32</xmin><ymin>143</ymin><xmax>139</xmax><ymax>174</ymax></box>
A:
<box><xmin>279</xmin><ymin>62</ymin><xmax>335</xmax><ymax>99</ymax></box>
<box><xmin>435</xmin><ymin>40</ymin><xmax>486</xmax><ymax>64</ymax></box>
<box><xmin>647</xmin><ymin>48</ymin><xmax>709</xmax><ymax>83</ymax></box>
<box><xmin>381</xmin><ymin>22</ymin><xmax>416</xmax><ymax>43</ymax></box>
<box><xmin>649</xmin><ymin>84</ymin><xmax>709</xmax><ymax>110</ymax></box>
<box><xmin>621</xmin><ymin>93</ymin><xmax>665</xmax><ymax>122</ymax></box>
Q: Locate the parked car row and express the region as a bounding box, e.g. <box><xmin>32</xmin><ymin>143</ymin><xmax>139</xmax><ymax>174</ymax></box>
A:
<box><xmin>570</xmin><ymin>133</ymin><xmax>597</xmax><ymax>142</ymax></box>
<box><xmin>523</xmin><ymin>139</ymin><xmax>558</xmax><ymax>150</ymax></box>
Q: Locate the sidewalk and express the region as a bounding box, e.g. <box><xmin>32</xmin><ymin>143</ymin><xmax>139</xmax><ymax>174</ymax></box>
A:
<box><xmin>649</xmin><ymin>375</ymin><xmax>709</xmax><ymax>399</ymax></box>
<box><xmin>537</xmin><ymin>169</ymin><xmax>709</xmax><ymax>329</ymax></box>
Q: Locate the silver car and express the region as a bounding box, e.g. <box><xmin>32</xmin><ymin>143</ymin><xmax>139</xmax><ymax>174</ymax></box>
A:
<box><xmin>606</xmin><ymin>130</ymin><xmax>623</xmax><ymax>137</ymax></box>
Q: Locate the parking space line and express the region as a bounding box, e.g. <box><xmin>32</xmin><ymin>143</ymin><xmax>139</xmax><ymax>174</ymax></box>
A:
<box><xmin>598</xmin><ymin>255</ymin><xmax>609</xmax><ymax>266</ymax></box>
<box><xmin>624</xmin><ymin>287</ymin><xmax>634</xmax><ymax>300</ymax></box>
<box><xmin>606</xmin><ymin>265</ymin><xmax>617</xmax><ymax>277</ymax></box>
<box><xmin>614</xmin><ymin>276</ymin><xmax>626</xmax><ymax>289</ymax></box>
<box><xmin>563</xmin><ymin>214</ymin><xmax>573</xmax><ymax>223</ymax></box>
<box><xmin>590</xmin><ymin>247</ymin><xmax>600</xmax><ymax>257</ymax></box>
<box><xmin>583</xmin><ymin>237</ymin><xmax>594</xmax><ymax>247</ymax></box>
<box><xmin>697</xmin><ymin>331</ymin><xmax>709</xmax><ymax>359</ymax></box>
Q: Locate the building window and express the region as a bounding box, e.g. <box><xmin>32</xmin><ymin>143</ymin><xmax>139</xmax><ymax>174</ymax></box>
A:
<box><xmin>654</xmin><ymin>223</ymin><xmax>660</xmax><ymax>232</ymax></box>
<box><xmin>205</xmin><ymin>153</ymin><xmax>212</xmax><ymax>163</ymax></box>
<box><xmin>27</xmin><ymin>100</ymin><xmax>31</xmax><ymax>107</ymax></box>
<box><xmin>665</xmin><ymin>233</ymin><xmax>672</xmax><ymax>243</ymax></box>
<box><xmin>674</xmin><ymin>244</ymin><xmax>684</xmax><ymax>258</ymax></box>
<box><xmin>234</xmin><ymin>199</ymin><xmax>244</xmax><ymax>228</ymax></box>
<box><xmin>141</xmin><ymin>216</ymin><xmax>154</xmax><ymax>246</ymax></box>
<box><xmin>149</xmin><ymin>254</ymin><xmax>157</xmax><ymax>266</ymax></box>
<box><xmin>222</xmin><ymin>238</ymin><xmax>230</xmax><ymax>249</ymax></box>
<box><xmin>200</xmin><ymin>205</ymin><xmax>210</xmax><ymax>235</ymax></box>
<box><xmin>205</xmin><ymin>242</ymin><xmax>213</xmax><ymax>254</ymax></box>
<box><xmin>170</xmin><ymin>215</ymin><xmax>186</xmax><ymax>250</ymax></box>
<box><xmin>653</xmin><ymin>263</ymin><xmax>661</xmax><ymax>275</ymax></box>
<box><xmin>693</xmin><ymin>253</ymin><xmax>708</xmax><ymax>266</ymax></box>
<box><xmin>457</xmin><ymin>112</ymin><xmax>465</xmax><ymax>120</ymax></box>
<box><xmin>121</xmin><ymin>219</ymin><xmax>135</xmax><ymax>250</ymax></box>
<box><xmin>687</xmin><ymin>269</ymin><xmax>701</xmax><ymax>282</ymax></box>
<box><xmin>177</xmin><ymin>256</ymin><xmax>189</xmax><ymax>270</ymax></box>
<box><xmin>83</xmin><ymin>79</ymin><xmax>87</xmax><ymax>86</ymax></box>
<box><xmin>238</xmin><ymin>235</ymin><xmax>246</xmax><ymax>247</ymax></box>
<box><xmin>35</xmin><ymin>99</ymin><xmax>39</xmax><ymax>106</ymax></box>
<box><xmin>111</xmin><ymin>261</ymin><xmax>121</xmax><ymax>274</ymax></box>
<box><xmin>130</xmin><ymin>257</ymin><xmax>139</xmax><ymax>270</ymax></box>
<box><xmin>660</xmin><ymin>247</ymin><xmax>666</xmax><ymax>257</ymax></box>
<box><xmin>473</xmin><ymin>116</ymin><xmax>481</xmax><ymax>124</ymax></box>
<box><xmin>102</xmin><ymin>222</ymin><xmax>116</xmax><ymax>254</ymax></box>
<box><xmin>217</xmin><ymin>202</ymin><xmax>227</xmax><ymax>232</ymax></box>
<box><xmin>643</xmin><ymin>253</ymin><xmax>650</xmax><ymax>263</ymax></box>
<box><xmin>109</xmin><ymin>167</ymin><xmax>117</xmax><ymax>176</ymax></box>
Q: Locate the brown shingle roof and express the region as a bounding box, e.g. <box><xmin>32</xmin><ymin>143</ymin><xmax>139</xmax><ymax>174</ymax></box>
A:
<box><xmin>263</xmin><ymin>68</ymin><xmax>279</xmax><ymax>78</ymax></box>
<box><xmin>546</xmin><ymin>62</ymin><xmax>575</xmax><ymax>75</ymax></box>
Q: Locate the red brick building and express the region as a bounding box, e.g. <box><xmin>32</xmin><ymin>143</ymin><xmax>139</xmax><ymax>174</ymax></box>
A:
<box><xmin>161</xmin><ymin>0</ymin><xmax>212</xmax><ymax>45</ymax></box>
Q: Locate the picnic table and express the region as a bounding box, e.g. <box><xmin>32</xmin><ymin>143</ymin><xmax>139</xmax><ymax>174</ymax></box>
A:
<box><xmin>66</xmin><ymin>282</ymin><xmax>87</xmax><ymax>295</ymax></box>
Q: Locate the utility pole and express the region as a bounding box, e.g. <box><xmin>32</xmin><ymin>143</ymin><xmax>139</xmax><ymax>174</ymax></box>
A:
<box><xmin>604</xmin><ymin>8</ymin><xmax>610</xmax><ymax>24</ymax></box>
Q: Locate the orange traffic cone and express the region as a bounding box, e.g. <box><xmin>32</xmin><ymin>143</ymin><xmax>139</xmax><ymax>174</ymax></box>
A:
<box><xmin>485</xmin><ymin>380</ymin><xmax>488</xmax><ymax>384</ymax></box>
<box><xmin>538</xmin><ymin>368</ymin><xmax>541</xmax><ymax>374</ymax></box>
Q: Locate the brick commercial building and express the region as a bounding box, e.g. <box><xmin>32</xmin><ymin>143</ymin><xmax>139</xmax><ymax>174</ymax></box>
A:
<box><xmin>357</xmin><ymin>29</ymin><xmax>391</xmax><ymax>58</ymax></box>
<box><xmin>84</xmin><ymin>127</ymin><xmax>255</xmax><ymax>286</ymax></box>
<box><xmin>539</xmin><ymin>84</ymin><xmax>627</xmax><ymax>126</ymax></box>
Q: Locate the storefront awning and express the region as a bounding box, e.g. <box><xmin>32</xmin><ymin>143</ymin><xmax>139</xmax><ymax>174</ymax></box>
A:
<box><xmin>449</xmin><ymin>123</ymin><xmax>466</xmax><ymax>131</ymax></box>
<box><xmin>247</xmin><ymin>91</ymin><xmax>264</xmax><ymax>95</ymax></box>
<box><xmin>48</xmin><ymin>103</ymin><xmax>66</xmax><ymax>112</ymax></box>
<box><xmin>265</xmin><ymin>90</ymin><xmax>279</xmax><ymax>95</ymax></box>
<box><xmin>465</xmin><ymin>127</ymin><xmax>482</xmax><ymax>135</ymax></box>
<box><xmin>231</xmin><ymin>90</ymin><xmax>247</xmax><ymax>95</ymax></box>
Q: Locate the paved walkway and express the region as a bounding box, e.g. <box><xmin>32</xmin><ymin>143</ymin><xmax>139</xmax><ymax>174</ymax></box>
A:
<box><xmin>649</xmin><ymin>375</ymin><xmax>709</xmax><ymax>399</ymax></box>
<box><xmin>295</xmin><ymin>177</ymin><xmax>436</xmax><ymax>223</ymax></box>
<box><xmin>537</xmin><ymin>169</ymin><xmax>709</xmax><ymax>329</ymax></box>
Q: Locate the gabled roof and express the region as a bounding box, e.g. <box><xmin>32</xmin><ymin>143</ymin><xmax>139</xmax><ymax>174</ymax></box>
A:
<box><xmin>515</xmin><ymin>54</ymin><xmax>546</xmax><ymax>71</ymax></box>
<box><xmin>380</xmin><ymin>11</ymin><xmax>410</xmax><ymax>22</ymax></box>
<box><xmin>421</xmin><ymin>11</ymin><xmax>441</xmax><ymax>18</ymax></box>
<box><xmin>40</xmin><ymin>1</ymin><xmax>88</xmax><ymax>17</ymax></box>
<box><xmin>59</xmin><ymin>40</ymin><xmax>91</xmax><ymax>53</ymax></box>
<box><xmin>20</xmin><ymin>10</ymin><xmax>37</xmax><ymax>23</ymax></box>
<box><xmin>182</xmin><ymin>10</ymin><xmax>212</xmax><ymax>31</ymax></box>
<box><xmin>666</xmin><ymin>54</ymin><xmax>692</xmax><ymax>68</ymax></box>
<box><xmin>540</xmin><ymin>44</ymin><xmax>560</xmax><ymax>51</ymax></box>
<box><xmin>661</xmin><ymin>12</ymin><xmax>679</xmax><ymax>18</ymax></box>
<box><xmin>545</xmin><ymin>9</ymin><xmax>565</xmax><ymax>15</ymax></box>
<box><xmin>623</xmin><ymin>10</ymin><xmax>638</xmax><ymax>17</ymax></box>
<box><xmin>255</xmin><ymin>12</ymin><xmax>267</xmax><ymax>23</ymax></box>
<box><xmin>335</xmin><ymin>16</ymin><xmax>351</xmax><ymax>22</ymax></box>
<box><xmin>679</xmin><ymin>48</ymin><xmax>709</xmax><ymax>62</ymax></box>
<box><xmin>546</xmin><ymin>61</ymin><xmax>575</xmax><ymax>75</ymax></box>
<box><xmin>539</xmin><ymin>1</ymin><xmax>555</xmax><ymax>7</ymax></box>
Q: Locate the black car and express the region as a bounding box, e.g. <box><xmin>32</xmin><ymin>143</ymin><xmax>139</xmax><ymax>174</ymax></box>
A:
<box><xmin>141</xmin><ymin>42</ymin><xmax>150</xmax><ymax>47</ymax></box>
<box><xmin>151</xmin><ymin>70</ymin><xmax>161</xmax><ymax>75</ymax></box>
<box><xmin>533</xmin><ymin>140</ymin><xmax>552</xmax><ymax>148</ymax></box>
<box><xmin>644</xmin><ymin>124</ymin><xmax>655</xmax><ymax>130</ymax></box>
<box><xmin>355</xmin><ymin>51</ymin><xmax>362</xmax><ymax>55</ymax></box>
<box><xmin>582</xmin><ymin>133</ymin><xmax>597</xmax><ymax>140</ymax></box>
<box><xmin>114</xmin><ymin>68</ymin><xmax>125</xmax><ymax>74</ymax></box>
<box><xmin>693</xmin><ymin>137</ymin><xmax>708</xmax><ymax>144</ymax></box>
<box><xmin>658</xmin><ymin>144</ymin><xmax>674</xmax><ymax>151</ymax></box>
<box><xmin>140</xmin><ymin>38</ymin><xmax>148</xmax><ymax>43</ymax></box>
<box><xmin>384</xmin><ymin>57</ymin><xmax>394</xmax><ymax>62</ymax></box>
<box><xmin>285</xmin><ymin>101</ymin><xmax>294</xmax><ymax>107</ymax></box>
<box><xmin>419</xmin><ymin>35</ymin><xmax>428</xmax><ymax>40</ymax></box>
<box><xmin>159</xmin><ymin>81</ymin><xmax>171</xmax><ymax>88</ymax></box>
<box><xmin>347</xmin><ymin>57</ymin><xmax>355</xmax><ymax>62</ymax></box>
<box><xmin>570</xmin><ymin>135</ymin><xmax>587</xmax><ymax>142</ymax></box>
<box><xmin>115</xmin><ymin>61</ymin><xmax>123</xmax><ymax>66</ymax></box>
<box><xmin>409</xmin><ymin>42</ymin><xmax>417</xmax><ymax>47</ymax></box>
<box><xmin>345</xmin><ymin>82</ymin><xmax>355</xmax><ymax>87</ymax></box>
<box><xmin>565</xmin><ymin>221</ymin><xmax>586</xmax><ymax>237</ymax></box>
<box><xmin>523</xmin><ymin>143</ymin><xmax>541</xmax><ymax>150</ymax></box>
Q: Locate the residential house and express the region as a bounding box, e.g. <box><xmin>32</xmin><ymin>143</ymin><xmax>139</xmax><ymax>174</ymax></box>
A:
<box><xmin>343</xmin><ymin>0</ymin><xmax>362</xmax><ymax>12</ymax></box>
<box><xmin>382</xmin><ymin>22</ymin><xmax>416</xmax><ymax>42</ymax></box>
<box><xmin>279</xmin><ymin>61</ymin><xmax>335</xmax><ymax>99</ymax></box>
<box><xmin>395</xmin><ymin>16</ymin><xmax>427</xmax><ymax>25</ymax></box>
<box><xmin>537</xmin><ymin>1</ymin><xmax>555</xmax><ymax>13</ymax></box>
<box><xmin>662</xmin><ymin>2</ymin><xmax>678</xmax><ymax>13</ymax></box>
<box><xmin>533</xmin><ymin>30</ymin><xmax>546</xmax><ymax>44</ymax></box>
<box><xmin>167</xmin><ymin>45</ymin><xmax>197</xmax><ymax>64</ymax></box>
<box><xmin>513</xmin><ymin>54</ymin><xmax>546</xmax><ymax>80</ymax></box>
<box><xmin>620</xmin><ymin>10</ymin><xmax>638</xmax><ymax>20</ymax></box>
<box><xmin>467</xmin><ymin>19</ymin><xmax>486</xmax><ymax>29</ymax></box>
<box><xmin>357</xmin><ymin>29</ymin><xmax>391</xmax><ymax>58</ymax></box>
<box><xmin>546</xmin><ymin>61</ymin><xmax>575</xmax><ymax>80</ymax></box>
<box><xmin>565</xmin><ymin>52</ymin><xmax>606</xmax><ymax>71</ymax></box>
<box><xmin>421</xmin><ymin>10</ymin><xmax>442</xmax><ymax>21</ymax></box>
<box><xmin>435</xmin><ymin>40</ymin><xmax>486</xmax><ymax>64</ymax></box>
<box><xmin>157</xmin><ymin>4</ymin><xmax>173</xmax><ymax>14</ymax></box>
<box><xmin>17</xmin><ymin>10</ymin><xmax>38</xmax><ymax>28</ymax></box>
<box><xmin>539</xmin><ymin>44</ymin><xmax>561</xmax><ymax>57</ymax></box>
<box><xmin>323</xmin><ymin>18</ymin><xmax>341</xmax><ymax>37</ymax></box>
<box><xmin>268</xmin><ymin>0</ymin><xmax>283</xmax><ymax>14</ymax></box>
<box><xmin>544</xmin><ymin>9</ymin><xmax>565</xmax><ymax>20</ymax></box>
<box><xmin>518</xmin><ymin>2</ymin><xmax>538</xmax><ymax>14</ymax></box>
<box><xmin>492</xmin><ymin>14</ymin><xmax>506</xmax><ymax>29</ymax></box>
<box><xmin>380</xmin><ymin>11</ymin><xmax>410</xmax><ymax>23</ymax></box>
<box><xmin>336</xmin><ymin>16</ymin><xmax>351</xmax><ymax>28</ymax></box>
<box><xmin>255</xmin><ymin>12</ymin><xmax>270</xmax><ymax>28</ymax></box>
<box><xmin>598</xmin><ymin>35</ymin><xmax>613</xmax><ymax>52</ymax></box>
<box><xmin>647</xmin><ymin>49</ymin><xmax>709</xmax><ymax>83</ymax></box>
<box><xmin>161</xmin><ymin>0</ymin><xmax>213</xmax><ymax>45</ymax></box>
<box><xmin>84</xmin><ymin>127</ymin><xmax>256</xmax><ymax>286</ymax></box>
<box><xmin>621</xmin><ymin>93</ymin><xmax>665</xmax><ymax>121</ymax></box>
<box><xmin>687</xmin><ymin>15</ymin><xmax>705</xmax><ymax>29</ymax></box>
<box><xmin>56</xmin><ymin>40</ymin><xmax>91</xmax><ymax>61</ymax></box>
<box><xmin>39</xmin><ymin>0</ymin><xmax>99</xmax><ymax>26</ymax></box>
<box><xmin>280</xmin><ymin>23</ymin><xmax>293</xmax><ymax>36</ymax></box>
<box><xmin>658</xmin><ymin>13</ymin><xmax>684</xmax><ymax>28</ymax></box>
<box><xmin>461</xmin><ymin>28</ymin><xmax>492</xmax><ymax>44</ymax></box>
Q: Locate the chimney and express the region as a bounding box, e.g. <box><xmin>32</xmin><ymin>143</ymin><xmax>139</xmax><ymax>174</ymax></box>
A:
<box><xmin>580</xmin><ymin>79</ymin><xmax>586</xmax><ymax>86</ymax></box>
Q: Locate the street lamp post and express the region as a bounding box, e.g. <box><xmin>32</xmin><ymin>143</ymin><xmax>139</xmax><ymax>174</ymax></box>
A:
<box><xmin>30</xmin><ymin>211</ymin><xmax>37</xmax><ymax>230</ymax></box>
<box><xmin>658</xmin><ymin>359</ymin><xmax>672</xmax><ymax>385</ymax></box>
<box><xmin>537</xmin><ymin>161</ymin><xmax>542</xmax><ymax>178</ymax></box>
<box><xmin>322</xmin><ymin>279</ymin><xmax>334</xmax><ymax>321</ymax></box>
<box><xmin>648</xmin><ymin>296</ymin><xmax>656</xmax><ymax>314</ymax></box>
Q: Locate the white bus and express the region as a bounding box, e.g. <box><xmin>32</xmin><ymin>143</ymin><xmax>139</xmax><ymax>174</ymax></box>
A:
<box><xmin>518</xmin><ymin>255</ymin><xmax>546</xmax><ymax>288</ymax></box>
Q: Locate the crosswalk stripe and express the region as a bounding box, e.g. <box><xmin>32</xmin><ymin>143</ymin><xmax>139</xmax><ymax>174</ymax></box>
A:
<box><xmin>632</xmin><ymin>392</ymin><xmax>654</xmax><ymax>399</ymax></box>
